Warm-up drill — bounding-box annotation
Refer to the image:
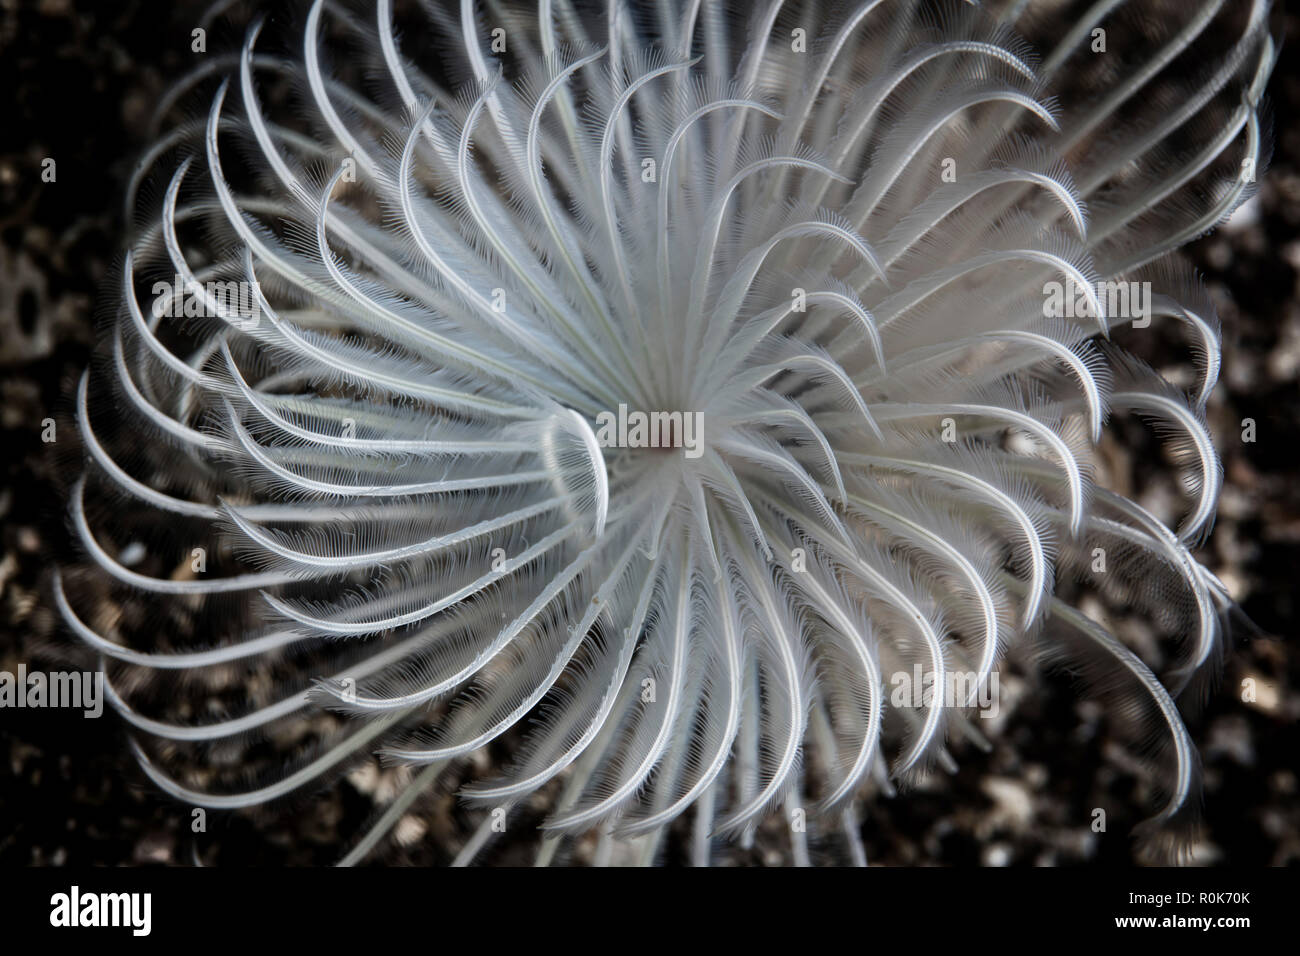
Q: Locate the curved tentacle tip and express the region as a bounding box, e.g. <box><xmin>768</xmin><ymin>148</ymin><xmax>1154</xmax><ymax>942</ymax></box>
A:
<box><xmin>538</xmin><ymin>408</ymin><xmax>610</xmax><ymax>542</ymax></box>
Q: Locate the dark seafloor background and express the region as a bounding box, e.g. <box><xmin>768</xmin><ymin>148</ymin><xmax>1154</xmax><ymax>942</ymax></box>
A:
<box><xmin>0</xmin><ymin>0</ymin><xmax>1296</xmax><ymax>866</ymax></box>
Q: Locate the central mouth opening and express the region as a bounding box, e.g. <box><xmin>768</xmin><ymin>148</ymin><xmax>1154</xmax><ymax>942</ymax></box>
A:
<box><xmin>593</xmin><ymin>404</ymin><xmax>704</xmax><ymax>459</ymax></box>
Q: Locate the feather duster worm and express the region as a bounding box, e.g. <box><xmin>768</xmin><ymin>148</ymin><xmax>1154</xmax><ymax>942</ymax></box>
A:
<box><xmin>59</xmin><ymin>0</ymin><xmax>1275</xmax><ymax>865</ymax></box>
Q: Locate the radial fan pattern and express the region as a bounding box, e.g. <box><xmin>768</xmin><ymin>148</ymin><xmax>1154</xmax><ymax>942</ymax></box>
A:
<box><xmin>59</xmin><ymin>0</ymin><xmax>1274</xmax><ymax>865</ymax></box>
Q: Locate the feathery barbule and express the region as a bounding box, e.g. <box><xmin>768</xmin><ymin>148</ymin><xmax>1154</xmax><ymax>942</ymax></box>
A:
<box><xmin>59</xmin><ymin>0</ymin><xmax>1274</xmax><ymax>865</ymax></box>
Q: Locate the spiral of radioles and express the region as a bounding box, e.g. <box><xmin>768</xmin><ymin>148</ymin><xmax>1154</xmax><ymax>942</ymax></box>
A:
<box><xmin>58</xmin><ymin>0</ymin><xmax>1274</xmax><ymax>865</ymax></box>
